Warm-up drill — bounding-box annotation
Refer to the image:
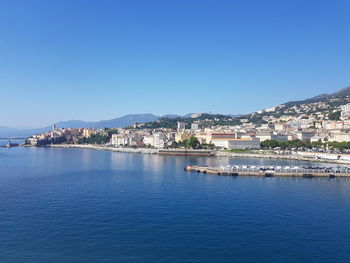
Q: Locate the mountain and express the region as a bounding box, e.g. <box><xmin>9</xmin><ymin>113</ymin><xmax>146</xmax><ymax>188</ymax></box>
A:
<box><xmin>284</xmin><ymin>86</ymin><xmax>350</xmax><ymax>106</ymax></box>
<box><xmin>331</xmin><ymin>86</ymin><xmax>350</xmax><ymax>97</ymax></box>
<box><xmin>0</xmin><ymin>114</ymin><xmax>160</xmax><ymax>138</ymax></box>
<box><xmin>2</xmin><ymin>86</ymin><xmax>350</xmax><ymax>138</ymax></box>
<box><xmin>0</xmin><ymin>125</ymin><xmax>20</xmax><ymax>138</ymax></box>
<box><xmin>53</xmin><ymin>114</ymin><xmax>160</xmax><ymax>129</ymax></box>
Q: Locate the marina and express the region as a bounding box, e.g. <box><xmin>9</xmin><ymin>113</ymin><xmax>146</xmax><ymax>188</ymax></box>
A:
<box><xmin>185</xmin><ymin>165</ymin><xmax>350</xmax><ymax>178</ymax></box>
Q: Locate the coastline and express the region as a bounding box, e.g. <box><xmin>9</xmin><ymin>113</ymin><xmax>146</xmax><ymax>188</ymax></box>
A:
<box><xmin>47</xmin><ymin>144</ymin><xmax>158</xmax><ymax>154</ymax></box>
<box><xmin>21</xmin><ymin>144</ymin><xmax>350</xmax><ymax>165</ymax></box>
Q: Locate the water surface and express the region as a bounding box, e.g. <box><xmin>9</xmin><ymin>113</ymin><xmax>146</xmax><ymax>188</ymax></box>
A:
<box><xmin>0</xmin><ymin>147</ymin><xmax>349</xmax><ymax>262</ymax></box>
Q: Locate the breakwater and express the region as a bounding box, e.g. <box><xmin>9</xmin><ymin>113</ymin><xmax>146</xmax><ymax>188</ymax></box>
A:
<box><xmin>185</xmin><ymin>165</ymin><xmax>350</xmax><ymax>178</ymax></box>
<box><xmin>216</xmin><ymin>151</ymin><xmax>350</xmax><ymax>165</ymax></box>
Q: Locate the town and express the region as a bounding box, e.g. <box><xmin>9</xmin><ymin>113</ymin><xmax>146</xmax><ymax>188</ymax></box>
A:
<box><xmin>26</xmin><ymin>97</ymin><xmax>350</xmax><ymax>156</ymax></box>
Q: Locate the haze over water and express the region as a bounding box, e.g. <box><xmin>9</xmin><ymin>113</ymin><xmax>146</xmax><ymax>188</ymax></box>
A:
<box><xmin>1</xmin><ymin>147</ymin><xmax>350</xmax><ymax>262</ymax></box>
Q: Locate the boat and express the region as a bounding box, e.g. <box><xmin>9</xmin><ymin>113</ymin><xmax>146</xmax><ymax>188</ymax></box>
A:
<box><xmin>303</xmin><ymin>174</ymin><xmax>314</xmax><ymax>178</ymax></box>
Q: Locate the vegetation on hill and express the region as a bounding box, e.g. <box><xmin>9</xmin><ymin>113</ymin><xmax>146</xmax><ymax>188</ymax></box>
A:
<box><xmin>328</xmin><ymin>111</ymin><xmax>341</xmax><ymax>121</ymax></box>
<box><xmin>131</xmin><ymin>113</ymin><xmax>260</xmax><ymax>130</ymax></box>
<box><xmin>77</xmin><ymin>128</ymin><xmax>118</xmax><ymax>144</ymax></box>
<box><xmin>136</xmin><ymin>113</ymin><xmax>238</xmax><ymax>130</ymax></box>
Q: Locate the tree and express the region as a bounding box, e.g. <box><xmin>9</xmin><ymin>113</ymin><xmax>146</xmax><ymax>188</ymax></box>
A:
<box><xmin>329</xmin><ymin>111</ymin><xmax>341</xmax><ymax>121</ymax></box>
<box><xmin>170</xmin><ymin>141</ymin><xmax>179</xmax><ymax>148</ymax></box>
<box><xmin>260</xmin><ymin>139</ymin><xmax>279</xmax><ymax>149</ymax></box>
<box><xmin>186</xmin><ymin>136</ymin><xmax>200</xmax><ymax>149</ymax></box>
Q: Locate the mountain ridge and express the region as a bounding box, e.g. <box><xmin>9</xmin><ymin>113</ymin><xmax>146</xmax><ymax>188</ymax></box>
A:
<box><xmin>0</xmin><ymin>114</ymin><xmax>161</xmax><ymax>138</ymax></box>
<box><xmin>1</xmin><ymin>86</ymin><xmax>350</xmax><ymax>138</ymax></box>
<box><xmin>283</xmin><ymin>86</ymin><xmax>350</xmax><ymax>106</ymax></box>
<box><xmin>0</xmin><ymin>113</ymin><xmax>184</xmax><ymax>138</ymax></box>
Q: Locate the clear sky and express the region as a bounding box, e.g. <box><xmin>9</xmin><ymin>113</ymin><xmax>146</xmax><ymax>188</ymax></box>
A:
<box><xmin>0</xmin><ymin>0</ymin><xmax>349</xmax><ymax>128</ymax></box>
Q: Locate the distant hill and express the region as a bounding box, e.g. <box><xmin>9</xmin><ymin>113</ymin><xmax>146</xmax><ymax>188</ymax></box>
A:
<box><xmin>54</xmin><ymin>114</ymin><xmax>160</xmax><ymax>129</ymax></box>
<box><xmin>0</xmin><ymin>113</ymin><xmax>189</xmax><ymax>138</ymax></box>
<box><xmin>0</xmin><ymin>114</ymin><xmax>160</xmax><ymax>138</ymax></box>
<box><xmin>0</xmin><ymin>125</ymin><xmax>21</xmax><ymax>138</ymax></box>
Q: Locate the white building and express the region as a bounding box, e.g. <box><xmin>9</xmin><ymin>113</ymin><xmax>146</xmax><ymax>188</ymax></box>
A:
<box><xmin>274</xmin><ymin>123</ymin><xmax>288</xmax><ymax>131</ymax></box>
<box><xmin>264</xmin><ymin>107</ymin><xmax>276</xmax><ymax>112</ymax></box>
<box><xmin>177</xmin><ymin>122</ymin><xmax>186</xmax><ymax>132</ymax></box>
<box><xmin>111</xmin><ymin>134</ymin><xmax>129</xmax><ymax>146</ymax></box>
<box><xmin>329</xmin><ymin>133</ymin><xmax>350</xmax><ymax>142</ymax></box>
<box><xmin>142</xmin><ymin>133</ymin><xmax>166</xmax><ymax>148</ymax></box>
<box><xmin>295</xmin><ymin>131</ymin><xmax>316</xmax><ymax>142</ymax></box>
<box><xmin>143</xmin><ymin>135</ymin><xmax>154</xmax><ymax>146</ymax></box>
<box><xmin>341</xmin><ymin>104</ymin><xmax>350</xmax><ymax>119</ymax></box>
<box><xmin>191</xmin><ymin>123</ymin><xmax>199</xmax><ymax>130</ymax></box>
<box><xmin>211</xmin><ymin>138</ymin><xmax>260</xmax><ymax>150</ymax></box>
<box><xmin>154</xmin><ymin>133</ymin><xmax>166</xmax><ymax>148</ymax></box>
<box><xmin>322</xmin><ymin>121</ymin><xmax>344</xmax><ymax>130</ymax></box>
<box><xmin>256</xmin><ymin>133</ymin><xmax>288</xmax><ymax>142</ymax></box>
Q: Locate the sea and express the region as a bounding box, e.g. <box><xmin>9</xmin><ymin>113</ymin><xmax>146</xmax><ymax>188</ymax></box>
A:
<box><xmin>0</xmin><ymin>147</ymin><xmax>350</xmax><ymax>262</ymax></box>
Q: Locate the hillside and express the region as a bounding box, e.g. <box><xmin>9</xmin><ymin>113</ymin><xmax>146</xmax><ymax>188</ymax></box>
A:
<box><xmin>284</xmin><ymin>86</ymin><xmax>350</xmax><ymax>106</ymax></box>
<box><xmin>137</xmin><ymin>86</ymin><xmax>350</xmax><ymax>129</ymax></box>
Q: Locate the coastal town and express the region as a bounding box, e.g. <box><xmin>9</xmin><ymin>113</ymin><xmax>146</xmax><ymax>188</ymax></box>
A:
<box><xmin>24</xmin><ymin>96</ymin><xmax>350</xmax><ymax>163</ymax></box>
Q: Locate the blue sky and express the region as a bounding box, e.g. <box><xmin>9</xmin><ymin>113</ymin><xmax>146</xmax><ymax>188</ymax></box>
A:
<box><xmin>0</xmin><ymin>0</ymin><xmax>349</xmax><ymax>128</ymax></box>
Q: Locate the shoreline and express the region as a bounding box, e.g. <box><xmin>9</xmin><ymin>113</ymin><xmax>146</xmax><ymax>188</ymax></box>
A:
<box><xmin>21</xmin><ymin>144</ymin><xmax>350</xmax><ymax>165</ymax></box>
<box><xmin>47</xmin><ymin>144</ymin><xmax>158</xmax><ymax>154</ymax></box>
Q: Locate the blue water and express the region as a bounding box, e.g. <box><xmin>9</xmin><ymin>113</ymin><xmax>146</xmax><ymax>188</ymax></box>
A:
<box><xmin>1</xmin><ymin>147</ymin><xmax>350</xmax><ymax>262</ymax></box>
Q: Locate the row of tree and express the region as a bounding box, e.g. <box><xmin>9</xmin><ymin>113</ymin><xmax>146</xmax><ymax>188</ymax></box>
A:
<box><xmin>261</xmin><ymin>139</ymin><xmax>350</xmax><ymax>152</ymax></box>
<box><xmin>170</xmin><ymin>136</ymin><xmax>215</xmax><ymax>149</ymax></box>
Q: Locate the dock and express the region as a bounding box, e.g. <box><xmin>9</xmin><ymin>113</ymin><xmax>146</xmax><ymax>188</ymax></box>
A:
<box><xmin>184</xmin><ymin>165</ymin><xmax>350</xmax><ymax>178</ymax></box>
<box><xmin>158</xmin><ymin>149</ymin><xmax>215</xmax><ymax>156</ymax></box>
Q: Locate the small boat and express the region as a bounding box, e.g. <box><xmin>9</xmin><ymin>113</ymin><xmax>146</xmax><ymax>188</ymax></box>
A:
<box><xmin>303</xmin><ymin>174</ymin><xmax>313</xmax><ymax>178</ymax></box>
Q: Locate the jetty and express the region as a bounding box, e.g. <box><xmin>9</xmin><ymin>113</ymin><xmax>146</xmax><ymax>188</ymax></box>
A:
<box><xmin>185</xmin><ymin>165</ymin><xmax>350</xmax><ymax>178</ymax></box>
<box><xmin>158</xmin><ymin>149</ymin><xmax>215</xmax><ymax>156</ymax></box>
<box><xmin>0</xmin><ymin>139</ymin><xmax>19</xmax><ymax>148</ymax></box>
